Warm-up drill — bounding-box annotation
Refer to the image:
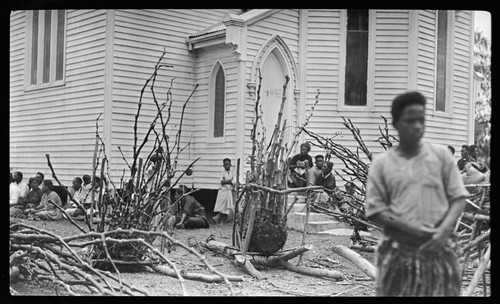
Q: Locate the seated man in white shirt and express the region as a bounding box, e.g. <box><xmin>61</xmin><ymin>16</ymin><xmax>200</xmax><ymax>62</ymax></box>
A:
<box><xmin>14</xmin><ymin>171</ymin><xmax>29</xmax><ymax>203</ymax></box>
<box><xmin>10</xmin><ymin>172</ymin><xmax>21</xmax><ymax>207</ymax></box>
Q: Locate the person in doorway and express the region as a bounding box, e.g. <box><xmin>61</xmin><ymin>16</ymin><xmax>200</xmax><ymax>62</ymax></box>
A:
<box><xmin>212</xmin><ymin>158</ymin><xmax>235</xmax><ymax>224</ymax></box>
<box><xmin>288</xmin><ymin>142</ymin><xmax>313</xmax><ymax>188</ymax></box>
<box><xmin>366</xmin><ymin>91</ymin><xmax>468</xmax><ymax>296</ymax></box>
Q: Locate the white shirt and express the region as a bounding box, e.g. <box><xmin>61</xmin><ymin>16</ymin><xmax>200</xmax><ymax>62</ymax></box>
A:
<box><xmin>17</xmin><ymin>181</ymin><xmax>29</xmax><ymax>199</ymax></box>
<box><xmin>10</xmin><ymin>182</ymin><xmax>21</xmax><ymax>206</ymax></box>
<box><xmin>220</xmin><ymin>170</ymin><xmax>234</xmax><ymax>190</ymax></box>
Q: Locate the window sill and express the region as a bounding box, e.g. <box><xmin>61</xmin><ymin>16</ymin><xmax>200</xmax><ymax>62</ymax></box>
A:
<box><xmin>206</xmin><ymin>137</ymin><xmax>226</xmax><ymax>144</ymax></box>
<box><xmin>431</xmin><ymin>110</ymin><xmax>452</xmax><ymax>119</ymax></box>
<box><xmin>24</xmin><ymin>80</ymin><xmax>66</xmax><ymax>92</ymax></box>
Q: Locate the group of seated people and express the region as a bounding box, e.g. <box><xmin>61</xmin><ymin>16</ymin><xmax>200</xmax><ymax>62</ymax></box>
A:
<box><xmin>454</xmin><ymin>144</ymin><xmax>490</xmax><ymax>197</ymax></box>
<box><xmin>10</xmin><ymin>171</ymin><xmax>105</xmax><ymax>221</ymax></box>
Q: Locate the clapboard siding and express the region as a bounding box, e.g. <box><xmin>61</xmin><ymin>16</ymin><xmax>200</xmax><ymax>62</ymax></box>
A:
<box><xmin>10</xmin><ymin>9</ymin><xmax>475</xmax><ymax>189</ymax></box>
<box><xmin>415</xmin><ymin>10</ymin><xmax>472</xmax><ymax>148</ymax></box>
<box><xmin>10</xmin><ymin>10</ymin><xmax>107</xmax><ymax>183</ymax></box>
<box><xmin>190</xmin><ymin>45</ymin><xmax>239</xmax><ymax>189</ymax></box>
<box><xmin>305</xmin><ymin>9</ymin><xmax>340</xmax><ymax>132</ymax></box>
<box><xmin>109</xmin><ymin>9</ymin><xmax>234</xmax><ymax>187</ymax></box>
<box><xmin>240</xmin><ymin>10</ymin><xmax>301</xmax><ymax>180</ymax></box>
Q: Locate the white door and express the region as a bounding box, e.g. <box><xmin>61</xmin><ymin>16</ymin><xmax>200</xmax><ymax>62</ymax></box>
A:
<box><xmin>260</xmin><ymin>51</ymin><xmax>291</xmax><ymax>148</ymax></box>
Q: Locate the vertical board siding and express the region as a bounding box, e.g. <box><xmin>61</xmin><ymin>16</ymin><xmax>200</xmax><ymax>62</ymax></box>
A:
<box><xmin>111</xmin><ymin>9</ymin><xmax>234</xmax><ymax>188</ymax></box>
<box><xmin>10</xmin><ymin>10</ymin><xmax>107</xmax><ymax>185</ymax></box>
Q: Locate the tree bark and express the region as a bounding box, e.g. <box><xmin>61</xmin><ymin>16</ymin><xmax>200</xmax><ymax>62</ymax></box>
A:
<box><xmin>329</xmin><ymin>244</ymin><xmax>376</xmax><ymax>279</ymax></box>
<box><xmin>152</xmin><ymin>265</ymin><xmax>244</xmax><ymax>283</ymax></box>
<box><xmin>234</xmin><ymin>255</ymin><xmax>262</xmax><ymax>280</ymax></box>
<box><xmin>281</xmin><ymin>261</ymin><xmax>345</xmax><ymax>280</ymax></box>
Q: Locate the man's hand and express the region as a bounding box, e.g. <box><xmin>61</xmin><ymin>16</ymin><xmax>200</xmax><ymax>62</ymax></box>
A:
<box><xmin>419</xmin><ymin>226</ymin><xmax>451</xmax><ymax>252</ymax></box>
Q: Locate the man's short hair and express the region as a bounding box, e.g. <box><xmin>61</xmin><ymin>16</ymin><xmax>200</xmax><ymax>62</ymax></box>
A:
<box><xmin>314</xmin><ymin>155</ymin><xmax>324</xmax><ymax>160</ymax></box>
<box><xmin>43</xmin><ymin>179</ymin><xmax>54</xmax><ymax>191</ymax></box>
<box><xmin>36</xmin><ymin>172</ymin><xmax>44</xmax><ymax>180</ymax></box>
<box><xmin>29</xmin><ymin>177</ymin><xmax>38</xmax><ymax>186</ymax></box>
<box><xmin>223</xmin><ymin>158</ymin><xmax>231</xmax><ymax>164</ymax></box>
<box><xmin>391</xmin><ymin>91</ymin><xmax>426</xmax><ymax>126</ymax></box>
<box><xmin>300</xmin><ymin>142</ymin><xmax>311</xmax><ymax>152</ymax></box>
<box><xmin>83</xmin><ymin>174</ymin><xmax>91</xmax><ymax>183</ymax></box>
<box><xmin>14</xmin><ymin>171</ymin><xmax>23</xmax><ymax>183</ymax></box>
<box><xmin>73</xmin><ymin>177</ymin><xmax>83</xmax><ymax>184</ymax></box>
<box><xmin>461</xmin><ymin>145</ymin><xmax>470</xmax><ymax>151</ymax></box>
<box><xmin>324</xmin><ymin>161</ymin><xmax>333</xmax><ymax>170</ymax></box>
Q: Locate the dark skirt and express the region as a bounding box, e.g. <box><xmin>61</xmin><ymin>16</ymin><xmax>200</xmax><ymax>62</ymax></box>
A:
<box><xmin>374</xmin><ymin>237</ymin><xmax>462</xmax><ymax>296</ymax></box>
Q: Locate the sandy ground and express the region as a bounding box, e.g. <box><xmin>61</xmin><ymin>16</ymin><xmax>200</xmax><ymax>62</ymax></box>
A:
<box><xmin>9</xmin><ymin>216</ymin><xmax>489</xmax><ymax>297</ymax></box>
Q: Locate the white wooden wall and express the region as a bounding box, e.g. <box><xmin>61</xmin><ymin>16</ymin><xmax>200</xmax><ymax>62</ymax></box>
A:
<box><xmin>10</xmin><ymin>10</ymin><xmax>107</xmax><ymax>186</ymax></box>
<box><xmin>110</xmin><ymin>9</ymin><xmax>239</xmax><ymax>188</ymax></box>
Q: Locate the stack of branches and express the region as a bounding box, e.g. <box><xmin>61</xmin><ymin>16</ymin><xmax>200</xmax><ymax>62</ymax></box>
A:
<box><xmin>205</xmin><ymin>71</ymin><xmax>344</xmax><ymax>280</ymax></box>
<box><xmin>455</xmin><ymin>186</ymin><xmax>490</xmax><ymax>296</ymax></box>
<box><xmin>9</xmin><ymin>50</ymin><xmax>238</xmax><ymax>295</ymax></box>
<box><xmin>304</xmin><ymin>116</ymin><xmax>491</xmax><ymax>294</ymax></box>
<box><xmin>236</xmin><ymin>71</ymin><xmax>326</xmax><ymax>256</ymax></box>
<box><xmin>302</xmin><ymin>116</ymin><xmax>396</xmax><ymax>247</ymax></box>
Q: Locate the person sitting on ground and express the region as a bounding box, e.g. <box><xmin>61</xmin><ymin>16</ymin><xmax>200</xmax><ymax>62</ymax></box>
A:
<box><xmin>457</xmin><ymin>145</ymin><xmax>471</xmax><ymax>171</ymax></box>
<box><xmin>65</xmin><ymin>176</ymin><xmax>102</xmax><ymax>218</ymax></box>
<box><xmin>308</xmin><ymin>155</ymin><xmax>324</xmax><ymax>186</ymax></box>
<box><xmin>313</xmin><ymin>161</ymin><xmax>337</xmax><ymax>204</ymax></box>
<box><xmin>68</xmin><ymin>177</ymin><xmax>84</xmax><ymax>203</ymax></box>
<box><xmin>462</xmin><ymin>162</ymin><xmax>489</xmax><ymax>194</ymax></box>
<box><xmin>288</xmin><ymin>143</ymin><xmax>313</xmax><ymax>188</ymax></box>
<box><xmin>28</xmin><ymin>180</ymin><xmax>64</xmax><ymax>221</ymax></box>
<box><xmin>14</xmin><ymin>171</ymin><xmax>30</xmax><ymax>204</ymax></box>
<box><xmin>11</xmin><ymin>177</ymin><xmax>44</xmax><ymax>218</ymax></box>
<box><xmin>10</xmin><ymin>172</ymin><xmax>21</xmax><ymax>207</ymax></box>
<box><xmin>36</xmin><ymin>172</ymin><xmax>45</xmax><ymax>189</ymax></box>
<box><xmin>166</xmin><ymin>186</ymin><xmax>209</xmax><ymax>229</ymax></box>
<box><xmin>212</xmin><ymin>158</ymin><xmax>235</xmax><ymax>224</ymax></box>
<box><xmin>64</xmin><ymin>177</ymin><xmax>84</xmax><ymax>216</ymax></box>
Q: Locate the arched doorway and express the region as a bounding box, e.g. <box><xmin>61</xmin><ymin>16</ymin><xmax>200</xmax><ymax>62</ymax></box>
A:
<box><xmin>260</xmin><ymin>49</ymin><xmax>291</xmax><ymax>147</ymax></box>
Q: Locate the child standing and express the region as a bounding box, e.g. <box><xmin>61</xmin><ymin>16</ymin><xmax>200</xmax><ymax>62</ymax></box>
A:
<box><xmin>212</xmin><ymin>158</ymin><xmax>234</xmax><ymax>224</ymax></box>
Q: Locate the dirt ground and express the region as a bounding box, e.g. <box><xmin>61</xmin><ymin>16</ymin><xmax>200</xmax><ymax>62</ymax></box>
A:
<box><xmin>10</xmin><ymin>216</ymin><xmax>489</xmax><ymax>297</ymax></box>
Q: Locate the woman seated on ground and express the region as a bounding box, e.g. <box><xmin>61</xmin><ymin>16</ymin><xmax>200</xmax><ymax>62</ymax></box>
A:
<box><xmin>166</xmin><ymin>186</ymin><xmax>209</xmax><ymax>229</ymax></box>
<box><xmin>288</xmin><ymin>143</ymin><xmax>313</xmax><ymax>188</ymax></box>
<box><xmin>10</xmin><ymin>177</ymin><xmax>43</xmax><ymax>217</ymax></box>
<box><xmin>26</xmin><ymin>180</ymin><xmax>64</xmax><ymax>221</ymax></box>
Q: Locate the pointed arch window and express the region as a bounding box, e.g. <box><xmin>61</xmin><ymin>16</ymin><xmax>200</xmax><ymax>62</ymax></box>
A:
<box><xmin>209</xmin><ymin>62</ymin><xmax>226</xmax><ymax>140</ymax></box>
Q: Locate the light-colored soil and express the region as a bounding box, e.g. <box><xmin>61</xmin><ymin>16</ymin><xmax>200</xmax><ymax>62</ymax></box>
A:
<box><xmin>9</xmin><ymin>217</ymin><xmax>489</xmax><ymax>297</ymax></box>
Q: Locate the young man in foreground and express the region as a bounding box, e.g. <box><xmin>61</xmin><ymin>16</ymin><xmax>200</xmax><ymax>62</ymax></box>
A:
<box><xmin>366</xmin><ymin>91</ymin><xmax>469</xmax><ymax>296</ymax></box>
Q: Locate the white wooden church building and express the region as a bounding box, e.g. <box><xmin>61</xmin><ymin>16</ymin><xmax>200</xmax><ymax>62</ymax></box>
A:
<box><xmin>10</xmin><ymin>9</ymin><xmax>479</xmax><ymax>189</ymax></box>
